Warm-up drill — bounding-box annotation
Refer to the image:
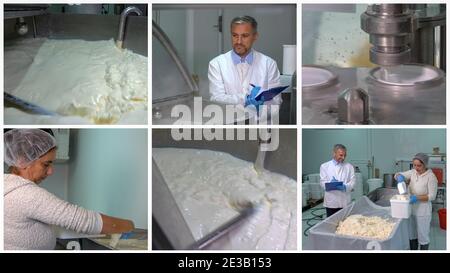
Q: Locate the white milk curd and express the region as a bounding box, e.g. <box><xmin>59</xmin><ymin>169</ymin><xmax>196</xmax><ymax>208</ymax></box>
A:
<box><xmin>336</xmin><ymin>214</ymin><xmax>395</xmax><ymax>240</ymax></box>
<box><xmin>153</xmin><ymin>148</ymin><xmax>297</xmax><ymax>250</ymax></box>
<box><xmin>5</xmin><ymin>38</ymin><xmax>147</xmax><ymax>124</ymax></box>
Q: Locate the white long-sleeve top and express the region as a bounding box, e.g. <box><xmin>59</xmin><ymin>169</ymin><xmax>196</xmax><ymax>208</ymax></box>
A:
<box><xmin>320</xmin><ymin>160</ymin><xmax>355</xmax><ymax>209</ymax></box>
<box><xmin>397</xmin><ymin>169</ymin><xmax>438</xmax><ymax>216</ymax></box>
<box><xmin>208</xmin><ymin>50</ymin><xmax>282</xmax><ymax>106</ymax></box>
<box><xmin>4</xmin><ymin>174</ymin><xmax>103</xmax><ymax>250</ymax></box>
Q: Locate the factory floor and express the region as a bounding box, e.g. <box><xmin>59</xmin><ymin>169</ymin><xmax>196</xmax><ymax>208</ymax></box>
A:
<box><xmin>302</xmin><ymin>203</ymin><xmax>446</xmax><ymax>250</ymax></box>
<box><xmin>429</xmin><ymin>210</ymin><xmax>446</xmax><ymax>250</ymax></box>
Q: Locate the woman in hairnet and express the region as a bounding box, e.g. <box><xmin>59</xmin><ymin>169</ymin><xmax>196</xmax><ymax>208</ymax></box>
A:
<box><xmin>395</xmin><ymin>153</ymin><xmax>438</xmax><ymax>250</ymax></box>
<box><xmin>4</xmin><ymin>129</ymin><xmax>135</xmax><ymax>250</ymax></box>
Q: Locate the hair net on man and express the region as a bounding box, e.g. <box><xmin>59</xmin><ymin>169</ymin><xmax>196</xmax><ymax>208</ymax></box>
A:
<box><xmin>4</xmin><ymin>129</ymin><xmax>57</xmax><ymax>168</ymax></box>
<box><xmin>413</xmin><ymin>153</ymin><xmax>429</xmax><ymax>167</ymax></box>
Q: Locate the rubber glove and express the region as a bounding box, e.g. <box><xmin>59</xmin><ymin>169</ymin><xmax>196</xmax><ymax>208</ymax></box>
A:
<box><xmin>410</xmin><ymin>195</ymin><xmax>418</xmax><ymax>204</ymax></box>
<box><xmin>120</xmin><ymin>232</ymin><xmax>133</xmax><ymax>239</ymax></box>
<box><xmin>336</xmin><ymin>184</ymin><xmax>346</xmax><ymax>192</ymax></box>
<box><xmin>325</xmin><ymin>177</ymin><xmax>344</xmax><ymax>192</ymax></box>
<box><xmin>245</xmin><ymin>95</ymin><xmax>264</xmax><ymax>108</ymax></box>
<box><xmin>396</xmin><ymin>174</ymin><xmax>405</xmax><ymax>182</ymax></box>
<box><xmin>245</xmin><ymin>84</ymin><xmax>263</xmax><ymax>109</ymax></box>
<box><xmin>331</xmin><ymin>176</ymin><xmax>345</xmax><ymax>184</ymax></box>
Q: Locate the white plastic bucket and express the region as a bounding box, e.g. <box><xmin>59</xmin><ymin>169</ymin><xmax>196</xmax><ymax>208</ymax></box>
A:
<box><xmin>390</xmin><ymin>198</ymin><xmax>411</xmax><ymax>219</ymax></box>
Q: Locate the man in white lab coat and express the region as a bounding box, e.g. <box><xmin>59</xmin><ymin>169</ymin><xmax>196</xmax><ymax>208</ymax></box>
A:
<box><xmin>208</xmin><ymin>15</ymin><xmax>282</xmax><ymax>108</ymax></box>
<box><xmin>320</xmin><ymin>144</ymin><xmax>356</xmax><ymax>218</ymax></box>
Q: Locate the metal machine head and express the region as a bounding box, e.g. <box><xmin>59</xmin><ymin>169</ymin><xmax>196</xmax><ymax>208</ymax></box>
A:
<box><xmin>361</xmin><ymin>4</ymin><xmax>417</xmax><ymax>66</ymax></box>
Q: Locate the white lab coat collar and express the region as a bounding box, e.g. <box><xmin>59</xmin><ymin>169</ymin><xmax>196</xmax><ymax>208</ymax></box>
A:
<box><xmin>416</xmin><ymin>168</ymin><xmax>432</xmax><ymax>177</ymax></box>
<box><xmin>231</xmin><ymin>49</ymin><xmax>254</xmax><ymax>65</ymax></box>
<box><xmin>332</xmin><ymin>159</ymin><xmax>342</xmax><ymax>166</ymax></box>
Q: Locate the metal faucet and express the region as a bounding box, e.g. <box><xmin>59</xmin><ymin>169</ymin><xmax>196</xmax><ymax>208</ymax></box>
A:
<box><xmin>116</xmin><ymin>6</ymin><xmax>143</xmax><ymax>49</ymax></box>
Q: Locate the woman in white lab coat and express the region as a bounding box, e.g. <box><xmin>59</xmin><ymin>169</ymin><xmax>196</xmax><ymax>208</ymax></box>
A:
<box><xmin>4</xmin><ymin>129</ymin><xmax>135</xmax><ymax>250</ymax></box>
<box><xmin>395</xmin><ymin>153</ymin><xmax>438</xmax><ymax>250</ymax></box>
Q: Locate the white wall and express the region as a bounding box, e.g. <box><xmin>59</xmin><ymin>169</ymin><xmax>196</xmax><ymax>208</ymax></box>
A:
<box><xmin>302</xmin><ymin>129</ymin><xmax>371</xmax><ymax>180</ymax></box>
<box><xmin>67</xmin><ymin>129</ymin><xmax>148</xmax><ymax>228</ymax></box>
<box><xmin>154</xmin><ymin>10</ymin><xmax>188</xmax><ymax>69</ymax></box>
<box><xmin>32</xmin><ymin>129</ymin><xmax>148</xmax><ymax>229</ymax></box>
<box><xmin>191</xmin><ymin>8</ymin><xmax>223</xmax><ymax>97</ymax></box>
<box><xmin>372</xmin><ymin>129</ymin><xmax>447</xmax><ymax>176</ymax></box>
<box><xmin>302</xmin><ymin>129</ymin><xmax>446</xmax><ymax>182</ymax></box>
<box><xmin>41</xmin><ymin>164</ymin><xmax>69</xmax><ymax>200</ymax></box>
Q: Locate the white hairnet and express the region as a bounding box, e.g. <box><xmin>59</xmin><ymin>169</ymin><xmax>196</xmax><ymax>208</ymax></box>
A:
<box><xmin>413</xmin><ymin>153</ymin><xmax>429</xmax><ymax>167</ymax></box>
<box><xmin>4</xmin><ymin>129</ymin><xmax>57</xmax><ymax>168</ymax></box>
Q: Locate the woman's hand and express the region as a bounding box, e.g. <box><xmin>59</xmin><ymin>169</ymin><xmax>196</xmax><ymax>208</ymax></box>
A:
<box><xmin>409</xmin><ymin>194</ymin><xmax>429</xmax><ymax>204</ymax></box>
<box><xmin>395</xmin><ymin>174</ymin><xmax>405</xmax><ymax>182</ymax></box>
<box><xmin>100</xmin><ymin>214</ymin><xmax>135</xmax><ymax>234</ymax></box>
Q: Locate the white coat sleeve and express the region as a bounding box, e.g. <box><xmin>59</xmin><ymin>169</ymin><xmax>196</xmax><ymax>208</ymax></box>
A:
<box><xmin>25</xmin><ymin>186</ymin><xmax>103</xmax><ymax>235</ymax></box>
<box><xmin>319</xmin><ymin>164</ymin><xmax>327</xmax><ymax>190</ymax></box>
<box><xmin>398</xmin><ymin>170</ymin><xmax>414</xmax><ymax>194</ymax></box>
<box><xmin>208</xmin><ymin>60</ymin><xmax>245</xmax><ymax>105</ymax></box>
<box><xmin>427</xmin><ymin>173</ymin><xmax>438</xmax><ymax>201</ymax></box>
<box><xmin>399</xmin><ymin>169</ymin><xmax>414</xmax><ymax>182</ymax></box>
<box><xmin>345</xmin><ymin>166</ymin><xmax>356</xmax><ymax>192</ymax></box>
<box><xmin>265</xmin><ymin>59</ymin><xmax>282</xmax><ymax>105</ymax></box>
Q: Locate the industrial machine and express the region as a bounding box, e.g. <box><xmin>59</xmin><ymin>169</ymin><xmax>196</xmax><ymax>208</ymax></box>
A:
<box><xmin>152</xmin><ymin>129</ymin><xmax>296</xmax><ymax>250</ymax></box>
<box><xmin>361</xmin><ymin>4</ymin><xmax>417</xmax><ymax>66</ymax></box>
<box><xmin>4</xmin><ymin>4</ymin><xmax>147</xmax><ymax>124</ymax></box>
